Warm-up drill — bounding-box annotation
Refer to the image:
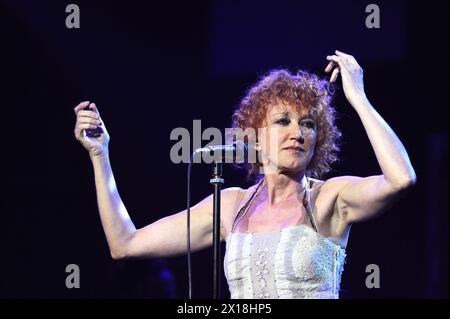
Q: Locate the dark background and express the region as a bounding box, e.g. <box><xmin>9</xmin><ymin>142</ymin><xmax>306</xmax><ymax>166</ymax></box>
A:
<box><xmin>0</xmin><ymin>0</ymin><xmax>448</xmax><ymax>299</ymax></box>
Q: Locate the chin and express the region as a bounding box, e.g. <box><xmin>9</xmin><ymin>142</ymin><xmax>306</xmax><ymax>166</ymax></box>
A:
<box><xmin>281</xmin><ymin>159</ymin><xmax>303</xmax><ymax>168</ymax></box>
<box><xmin>278</xmin><ymin>162</ymin><xmax>304</xmax><ymax>175</ymax></box>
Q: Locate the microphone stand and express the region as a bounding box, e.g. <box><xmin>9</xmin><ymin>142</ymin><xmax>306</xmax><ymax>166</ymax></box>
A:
<box><xmin>210</xmin><ymin>161</ymin><xmax>224</xmax><ymax>299</ymax></box>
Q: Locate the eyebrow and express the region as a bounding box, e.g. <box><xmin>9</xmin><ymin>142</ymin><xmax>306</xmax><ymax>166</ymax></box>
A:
<box><xmin>271</xmin><ymin>112</ymin><xmax>315</xmax><ymax>120</ymax></box>
<box><xmin>272</xmin><ymin>112</ymin><xmax>289</xmax><ymax>116</ymax></box>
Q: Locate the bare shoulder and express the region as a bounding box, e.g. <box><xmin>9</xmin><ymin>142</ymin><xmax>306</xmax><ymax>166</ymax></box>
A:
<box><xmin>220</xmin><ymin>182</ymin><xmax>261</xmax><ymax>238</ymax></box>
<box><xmin>219</xmin><ymin>187</ymin><xmax>244</xmax><ymax>233</ymax></box>
<box><xmin>316</xmin><ymin>176</ymin><xmax>366</xmax><ymax>199</ymax></box>
<box><xmin>314</xmin><ymin>175</ymin><xmax>361</xmax><ymax>191</ymax></box>
<box><xmin>221</xmin><ymin>183</ymin><xmax>260</xmax><ymax>216</ymax></box>
<box><xmin>222</xmin><ymin>182</ymin><xmax>261</xmax><ymax>204</ymax></box>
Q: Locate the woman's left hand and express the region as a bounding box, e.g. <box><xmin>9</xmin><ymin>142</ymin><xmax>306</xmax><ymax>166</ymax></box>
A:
<box><xmin>325</xmin><ymin>50</ymin><xmax>367</xmax><ymax>107</ymax></box>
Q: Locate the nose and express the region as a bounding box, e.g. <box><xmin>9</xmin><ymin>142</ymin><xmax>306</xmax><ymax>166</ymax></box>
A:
<box><xmin>289</xmin><ymin>122</ymin><xmax>305</xmax><ymax>144</ymax></box>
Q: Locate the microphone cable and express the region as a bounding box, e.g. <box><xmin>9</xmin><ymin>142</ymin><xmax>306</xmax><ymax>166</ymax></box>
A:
<box><xmin>186</xmin><ymin>153</ymin><xmax>194</xmax><ymax>299</ymax></box>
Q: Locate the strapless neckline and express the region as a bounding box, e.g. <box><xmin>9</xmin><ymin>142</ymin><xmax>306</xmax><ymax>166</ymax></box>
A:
<box><xmin>227</xmin><ymin>223</ymin><xmax>346</xmax><ymax>251</ymax></box>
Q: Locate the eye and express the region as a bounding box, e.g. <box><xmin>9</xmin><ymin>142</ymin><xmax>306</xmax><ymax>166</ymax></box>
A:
<box><xmin>301</xmin><ymin>120</ymin><xmax>315</xmax><ymax>129</ymax></box>
<box><xmin>275</xmin><ymin>118</ymin><xmax>290</xmax><ymax>126</ymax></box>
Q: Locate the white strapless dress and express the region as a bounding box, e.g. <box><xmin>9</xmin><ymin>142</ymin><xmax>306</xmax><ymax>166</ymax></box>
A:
<box><xmin>224</xmin><ymin>224</ymin><xmax>346</xmax><ymax>299</ymax></box>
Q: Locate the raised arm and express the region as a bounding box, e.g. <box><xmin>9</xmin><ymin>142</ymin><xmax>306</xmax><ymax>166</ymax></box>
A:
<box><xmin>325</xmin><ymin>50</ymin><xmax>416</xmax><ymax>224</ymax></box>
<box><xmin>74</xmin><ymin>102</ymin><xmax>242</xmax><ymax>260</ymax></box>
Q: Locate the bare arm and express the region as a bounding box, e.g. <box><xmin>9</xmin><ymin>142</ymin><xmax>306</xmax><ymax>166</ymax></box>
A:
<box><xmin>123</xmin><ymin>187</ymin><xmax>241</xmax><ymax>259</ymax></box>
<box><xmin>90</xmin><ymin>153</ymin><xmax>136</xmax><ymax>259</ymax></box>
<box><xmin>335</xmin><ymin>98</ymin><xmax>416</xmax><ymax>223</ymax></box>
<box><xmin>74</xmin><ymin>101</ymin><xmax>242</xmax><ymax>260</ymax></box>
<box><xmin>91</xmin><ymin>152</ymin><xmax>242</xmax><ymax>260</ymax></box>
<box><xmin>325</xmin><ymin>51</ymin><xmax>416</xmax><ymax>224</ymax></box>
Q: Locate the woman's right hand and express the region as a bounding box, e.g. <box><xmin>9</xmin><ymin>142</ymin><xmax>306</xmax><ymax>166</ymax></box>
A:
<box><xmin>74</xmin><ymin>101</ymin><xmax>110</xmax><ymax>158</ymax></box>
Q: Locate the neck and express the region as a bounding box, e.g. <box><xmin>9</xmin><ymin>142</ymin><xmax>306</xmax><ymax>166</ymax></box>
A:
<box><xmin>262</xmin><ymin>171</ymin><xmax>308</xmax><ymax>206</ymax></box>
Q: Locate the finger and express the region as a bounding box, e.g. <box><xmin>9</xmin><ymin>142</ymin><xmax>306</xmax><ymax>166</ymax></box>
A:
<box><xmin>335</xmin><ymin>50</ymin><xmax>359</xmax><ymax>66</ymax></box>
<box><xmin>89</xmin><ymin>103</ymin><xmax>104</xmax><ymax>125</ymax></box>
<box><xmin>326</xmin><ymin>55</ymin><xmax>342</xmax><ymax>67</ymax></box>
<box><xmin>88</xmin><ymin>103</ymin><xmax>104</xmax><ymax>125</ymax></box>
<box><xmin>89</xmin><ymin>103</ymin><xmax>100</xmax><ymax>116</ymax></box>
<box><xmin>330</xmin><ymin>68</ymin><xmax>340</xmax><ymax>83</ymax></box>
<box><xmin>328</xmin><ymin>54</ymin><xmax>353</xmax><ymax>71</ymax></box>
<box><xmin>324</xmin><ymin>61</ymin><xmax>335</xmax><ymax>73</ymax></box>
<box><xmin>74</xmin><ymin>101</ymin><xmax>90</xmax><ymax>114</ymax></box>
<box><xmin>335</xmin><ymin>49</ymin><xmax>351</xmax><ymax>57</ymax></box>
<box><xmin>78</xmin><ymin>110</ymin><xmax>100</xmax><ymax>120</ymax></box>
<box><xmin>74</xmin><ymin>123</ymin><xmax>96</xmax><ymax>139</ymax></box>
<box><xmin>335</xmin><ymin>50</ymin><xmax>354</xmax><ymax>60</ymax></box>
<box><xmin>78</xmin><ymin>116</ymin><xmax>100</xmax><ymax>126</ymax></box>
<box><xmin>77</xmin><ymin>123</ymin><xmax>99</xmax><ymax>133</ymax></box>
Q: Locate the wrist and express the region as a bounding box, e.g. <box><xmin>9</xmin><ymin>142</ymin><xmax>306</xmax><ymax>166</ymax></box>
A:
<box><xmin>89</xmin><ymin>149</ymin><xmax>109</xmax><ymax>162</ymax></box>
<box><xmin>349</xmin><ymin>94</ymin><xmax>370</xmax><ymax>110</ymax></box>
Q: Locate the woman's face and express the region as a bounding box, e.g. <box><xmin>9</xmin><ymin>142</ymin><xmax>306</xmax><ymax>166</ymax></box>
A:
<box><xmin>257</xmin><ymin>102</ymin><xmax>317</xmax><ymax>175</ymax></box>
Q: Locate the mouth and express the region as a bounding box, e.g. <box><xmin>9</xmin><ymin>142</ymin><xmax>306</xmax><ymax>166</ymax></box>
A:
<box><xmin>283</xmin><ymin>146</ymin><xmax>305</xmax><ymax>152</ymax></box>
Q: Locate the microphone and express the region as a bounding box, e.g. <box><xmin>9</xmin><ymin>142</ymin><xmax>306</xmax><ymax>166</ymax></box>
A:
<box><xmin>193</xmin><ymin>140</ymin><xmax>248</xmax><ymax>163</ymax></box>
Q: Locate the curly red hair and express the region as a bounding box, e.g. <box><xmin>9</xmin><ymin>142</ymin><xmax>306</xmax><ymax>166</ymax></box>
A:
<box><xmin>230</xmin><ymin>69</ymin><xmax>341</xmax><ymax>180</ymax></box>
